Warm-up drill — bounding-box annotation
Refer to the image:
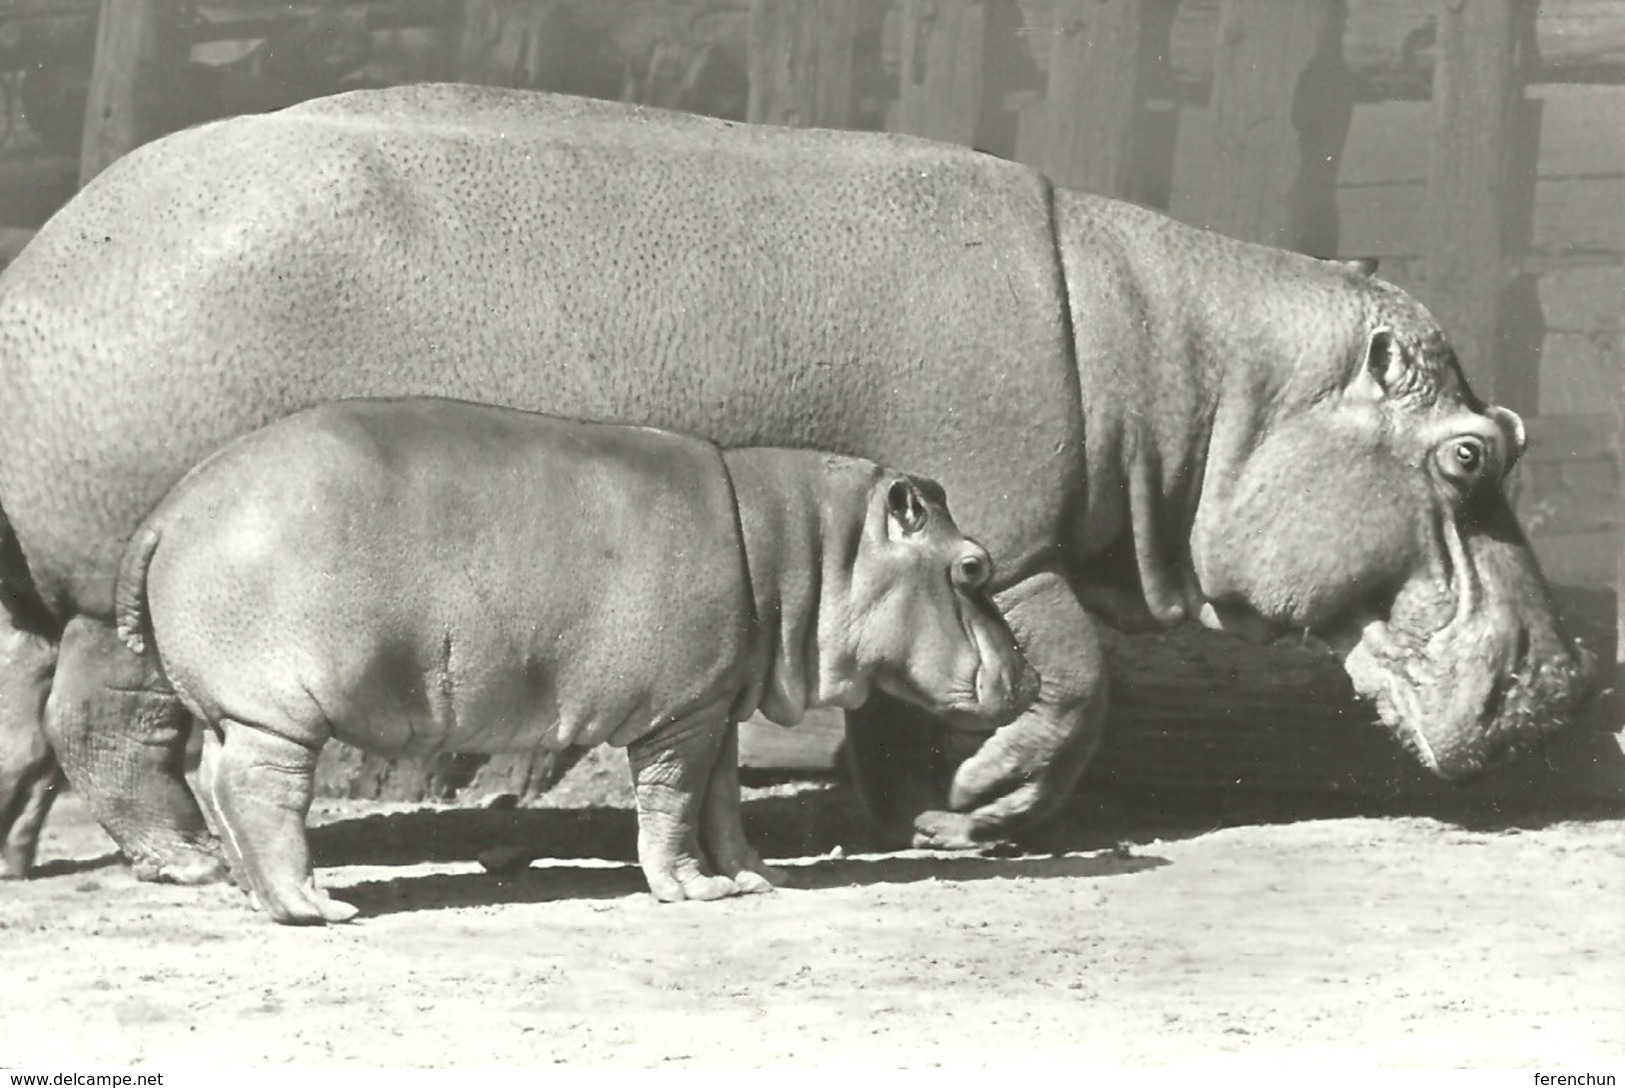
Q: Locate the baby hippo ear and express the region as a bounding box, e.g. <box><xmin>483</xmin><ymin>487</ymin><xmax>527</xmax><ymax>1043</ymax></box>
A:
<box><xmin>1348</xmin><ymin>327</ymin><xmax>1408</xmax><ymax>400</ymax></box>
<box><xmin>886</xmin><ymin>478</ymin><xmax>928</xmax><ymax>535</ymax></box>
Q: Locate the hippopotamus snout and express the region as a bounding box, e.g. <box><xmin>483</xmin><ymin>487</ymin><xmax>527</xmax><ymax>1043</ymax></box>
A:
<box><xmin>853</xmin><ymin>478</ymin><xmax>1038</xmax><ymax>726</ymax></box>
<box><xmin>1340</xmin><ymin>516</ymin><xmax>1601</xmax><ymax>781</ymax></box>
<box><xmin>950</xmin><ymin>543</ymin><xmax>1040</xmax><ymax>721</ymax></box>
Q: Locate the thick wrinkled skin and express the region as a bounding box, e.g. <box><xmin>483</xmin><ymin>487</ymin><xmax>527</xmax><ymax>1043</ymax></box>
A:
<box><xmin>0</xmin><ymin>85</ymin><xmax>1594</xmax><ymax>877</ymax></box>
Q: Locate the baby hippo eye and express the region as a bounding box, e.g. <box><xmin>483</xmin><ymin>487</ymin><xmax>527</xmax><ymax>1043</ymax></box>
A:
<box><xmin>1437</xmin><ymin>437</ymin><xmax>1487</xmax><ymax>484</ymax></box>
<box><xmin>953</xmin><ymin>552</ymin><xmax>991</xmax><ymax>592</ymax></box>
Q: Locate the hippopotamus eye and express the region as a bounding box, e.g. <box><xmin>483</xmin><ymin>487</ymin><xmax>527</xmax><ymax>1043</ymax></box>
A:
<box><xmin>953</xmin><ymin>553</ymin><xmax>990</xmax><ymax>592</ymax></box>
<box><xmin>1438</xmin><ymin>437</ymin><xmax>1487</xmax><ymax>485</ymax></box>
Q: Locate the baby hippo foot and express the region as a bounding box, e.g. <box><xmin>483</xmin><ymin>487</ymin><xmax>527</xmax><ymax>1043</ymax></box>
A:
<box><xmin>698</xmin><ymin>729</ymin><xmax>786</xmax><ymax>895</ymax></box>
<box><xmin>715</xmin><ymin>851</ymin><xmax>787</xmax><ymax>896</ymax></box>
<box><xmin>639</xmin><ymin>845</ymin><xmax>736</xmax><ymax>903</ymax></box>
<box><xmin>628</xmin><ymin>711</ymin><xmax>742</xmax><ymax>903</ymax></box>
<box><xmin>257</xmin><ymin>876</ymin><xmax>359</xmax><ymax>926</ymax></box>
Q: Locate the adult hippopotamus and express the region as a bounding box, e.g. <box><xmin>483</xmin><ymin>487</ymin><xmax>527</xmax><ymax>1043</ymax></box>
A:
<box><xmin>112</xmin><ymin>397</ymin><xmax>1029</xmax><ymax>921</ymax></box>
<box><xmin>0</xmin><ymin>84</ymin><xmax>1597</xmax><ymax>882</ymax></box>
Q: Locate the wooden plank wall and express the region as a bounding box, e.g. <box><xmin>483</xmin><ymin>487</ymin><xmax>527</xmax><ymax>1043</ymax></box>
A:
<box><xmin>1011</xmin><ymin>14</ymin><xmax>1623</xmax><ymax>594</ymax></box>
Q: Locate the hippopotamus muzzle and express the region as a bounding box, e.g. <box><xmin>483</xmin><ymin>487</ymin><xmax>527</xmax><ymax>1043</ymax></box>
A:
<box><xmin>855</xmin><ymin>478</ymin><xmax>1040</xmax><ymax>728</ymax></box>
<box><xmin>1335</xmin><ymin>496</ymin><xmax>1600</xmax><ymax>781</ymax></box>
<box><xmin>950</xmin><ymin>547</ymin><xmax>1042</xmax><ymax>722</ymax></box>
<box><xmin>1192</xmin><ymin>362</ymin><xmax>1598</xmax><ymax>782</ymax></box>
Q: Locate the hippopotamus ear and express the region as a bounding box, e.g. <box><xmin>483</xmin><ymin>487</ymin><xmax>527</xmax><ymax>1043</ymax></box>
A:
<box><xmin>1348</xmin><ymin>327</ymin><xmax>1408</xmax><ymax>400</ymax></box>
<box><xmin>1489</xmin><ymin>404</ymin><xmax>1528</xmax><ymax>473</ymax></box>
<box><xmin>886</xmin><ymin>478</ymin><xmax>929</xmax><ymax>536</ymax></box>
<box><xmin>1316</xmin><ymin>256</ymin><xmax>1378</xmax><ymax>277</ymax></box>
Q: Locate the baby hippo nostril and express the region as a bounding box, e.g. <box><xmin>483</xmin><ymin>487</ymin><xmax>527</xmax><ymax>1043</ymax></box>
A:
<box><xmin>954</xmin><ymin>550</ymin><xmax>992</xmax><ymax>592</ymax></box>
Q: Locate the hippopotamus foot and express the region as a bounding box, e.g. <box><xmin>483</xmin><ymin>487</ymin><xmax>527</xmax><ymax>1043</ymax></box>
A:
<box><xmin>203</xmin><ymin>718</ymin><xmax>353</xmax><ymax>924</ymax></box>
<box><xmin>849</xmin><ymin>573</ymin><xmax>1108</xmax><ymax>851</ymax></box>
<box><xmin>627</xmin><ymin>713</ymin><xmax>743</xmax><ymax>903</ymax></box>
<box><xmin>698</xmin><ymin>722</ymin><xmax>786</xmax><ymax>895</ymax></box>
<box><xmin>43</xmin><ymin>617</ymin><xmax>227</xmax><ymax>884</ymax></box>
<box><xmin>933</xmin><ymin>575</ymin><xmax>1108</xmax><ymax>845</ymax></box>
<box><xmin>0</xmin><ymin>619</ymin><xmax>63</xmax><ymax>878</ymax></box>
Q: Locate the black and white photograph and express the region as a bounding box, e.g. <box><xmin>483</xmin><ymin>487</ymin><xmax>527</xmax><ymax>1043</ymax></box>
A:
<box><xmin>0</xmin><ymin>0</ymin><xmax>1620</xmax><ymax>1073</ymax></box>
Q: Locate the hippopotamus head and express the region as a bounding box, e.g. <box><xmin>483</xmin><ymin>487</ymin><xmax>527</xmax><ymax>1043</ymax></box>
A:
<box><xmin>1187</xmin><ymin>264</ymin><xmax>1597</xmax><ymax>779</ymax></box>
<box><xmin>851</xmin><ymin>475</ymin><xmax>1041</xmax><ymax>724</ymax></box>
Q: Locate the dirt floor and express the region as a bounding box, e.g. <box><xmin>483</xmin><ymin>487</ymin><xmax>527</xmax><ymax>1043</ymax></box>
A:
<box><xmin>2</xmin><ymin>751</ymin><xmax>1621</xmax><ymax>1070</ymax></box>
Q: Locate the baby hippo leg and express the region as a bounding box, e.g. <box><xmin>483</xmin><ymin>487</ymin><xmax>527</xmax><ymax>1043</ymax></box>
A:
<box><xmin>626</xmin><ymin>714</ymin><xmax>737</xmax><ymax>903</ymax></box>
<box><xmin>194</xmin><ymin>726</ymin><xmax>249</xmax><ymax>892</ymax></box>
<box><xmin>211</xmin><ymin>722</ymin><xmax>357</xmax><ymax>925</ymax></box>
<box><xmin>699</xmin><ymin>722</ymin><xmax>786</xmax><ymax>895</ymax></box>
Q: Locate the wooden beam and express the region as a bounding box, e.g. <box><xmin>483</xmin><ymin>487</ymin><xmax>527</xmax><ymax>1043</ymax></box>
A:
<box><xmin>77</xmin><ymin>0</ymin><xmax>165</xmax><ymax>187</ymax></box>
<box><xmin>893</xmin><ymin>0</ymin><xmax>987</xmax><ymax>146</ymax></box>
<box><xmin>1424</xmin><ymin>0</ymin><xmax>1531</xmax><ymax>406</ymax></box>
<box><xmin>1012</xmin><ymin>0</ymin><xmax>1625</xmax><ymax>99</ymax></box>
<box><xmin>1037</xmin><ymin>0</ymin><xmax>1177</xmax><ymax>203</ymax></box>
<box><xmin>1203</xmin><ymin>0</ymin><xmax>1354</xmax><ymax>255</ymax></box>
<box><xmin>746</xmin><ymin>0</ymin><xmax>860</xmax><ymax>129</ymax></box>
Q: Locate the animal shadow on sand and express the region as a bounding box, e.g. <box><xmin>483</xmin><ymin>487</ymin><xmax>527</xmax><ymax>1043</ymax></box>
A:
<box><xmin>29</xmin><ymin>853</ymin><xmax>125</xmax><ymax>879</ymax></box>
<box><xmin>314</xmin><ymin>787</ymin><xmax>1168</xmax><ymax>919</ymax></box>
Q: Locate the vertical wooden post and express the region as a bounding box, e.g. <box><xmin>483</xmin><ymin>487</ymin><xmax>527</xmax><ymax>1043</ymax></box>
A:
<box><xmin>1040</xmin><ymin>0</ymin><xmax>1176</xmax><ymax>203</ymax></box>
<box><xmin>894</xmin><ymin>0</ymin><xmax>986</xmax><ymax>146</ymax></box>
<box><xmin>78</xmin><ymin>0</ymin><xmax>165</xmax><ymax>188</ymax></box>
<box><xmin>1204</xmin><ymin>0</ymin><xmax>1353</xmax><ymax>255</ymax></box>
<box><xmin>1424</xmin><ymin>0</ymin><xmax>1530</xmax><ymax>408</ymax></box>
<box><xmin>747</xmin><ymin>0</ymin><xmax>860</xmax><ymax>129</ymax></box>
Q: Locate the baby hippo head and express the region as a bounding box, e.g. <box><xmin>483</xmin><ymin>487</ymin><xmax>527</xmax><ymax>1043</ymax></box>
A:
<box><xmin>846</xmin><ymin>475</ymin><xmax>1039</xmax><ymax>725</ymax></box>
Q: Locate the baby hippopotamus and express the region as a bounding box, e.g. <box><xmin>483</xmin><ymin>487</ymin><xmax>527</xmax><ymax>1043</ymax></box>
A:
<box><xmin>114</xmin><ymin>397</ymin><xmax>1036</xmax><ymax>924</ymax></box>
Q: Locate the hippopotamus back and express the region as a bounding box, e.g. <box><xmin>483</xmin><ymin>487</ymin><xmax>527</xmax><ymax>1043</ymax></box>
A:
<box><xmin>0</xmin><ymin>83</ymin><xmax>1080</xmax><ymax>617</ymax></box>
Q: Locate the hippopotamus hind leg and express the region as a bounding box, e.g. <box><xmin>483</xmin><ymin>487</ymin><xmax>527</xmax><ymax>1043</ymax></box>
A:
<box><xmin>626</xmin><ymin>710</ymin><xmax>738</xmax><ymax>903</ymax></box>
<box><xmin>43</xmin><ymin>617</ymin><xmax>225</xmax><ymax>883</ymax></box>
<box><xmin>697</xmin><ymin>721</ymin><xmax>786</xmax><ymax>895</ymax></box>
<box><xmin>193</xmin><ymin>725</ymin><xmax>250</xmax><ymax>890</ymax></box>
<box><xmin>209</xmin><ymin>721</ymin><xmax>357</xmax><ymax>924</ymax></box>
<box><xmin>0</xmin><ymin>620</ymin><xmax>62</xmax><ymax>878</ymax></box>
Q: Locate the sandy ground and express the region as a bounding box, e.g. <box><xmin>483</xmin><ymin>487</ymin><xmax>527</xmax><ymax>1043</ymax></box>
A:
<box><xmin>2</xmin><ymin>757</ymin><xmax>1621</xmax><ymax>1070</ymax></box>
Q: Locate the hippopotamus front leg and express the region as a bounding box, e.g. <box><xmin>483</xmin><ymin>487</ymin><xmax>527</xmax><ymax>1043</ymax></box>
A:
<box><xmin>0</xmin><ymin>621</ymin><xmax>62</xmax><ymax>878</ymax></box>
<box><xmin>626</xmin><ymin>708</ymin><xmax>741</xmax><ymax>903</ymax></box>
<box><xmin>42</xmin><ymin>617</ymin><xmax>225</xmax><ymax>883</ymax></box>
<box><xmin>697</xmin><ymin>721</ymin><xmax>786</xmax><ymax>895</ymax></box>
<box><xmin>850</xmin><ymin>571</ymin><xmax>1108</xmax><ymax>850</ymax></box>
